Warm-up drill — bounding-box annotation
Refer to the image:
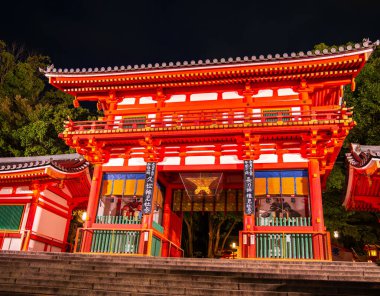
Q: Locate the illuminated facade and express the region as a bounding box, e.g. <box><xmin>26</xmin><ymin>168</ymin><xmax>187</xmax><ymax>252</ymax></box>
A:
<box><xmin>344</xmin><ymin>144</ymin><xmax>380</xmax><ymax>212</ymax></box>
<box><xmin>42</xmin><ymin>40</ymin><xmax>378</xmax><ymax>259</ymax></box>
<box><xmin>0</xmin><ymin>154</ymin><xmax>90</xmax><ymax>252</ymax></box>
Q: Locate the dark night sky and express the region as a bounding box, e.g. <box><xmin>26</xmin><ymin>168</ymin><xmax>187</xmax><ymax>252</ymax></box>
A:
<box><xmin>1</xmin><ymin>0</ymin><xmax>379</xmax><ymax>68</ymax></box>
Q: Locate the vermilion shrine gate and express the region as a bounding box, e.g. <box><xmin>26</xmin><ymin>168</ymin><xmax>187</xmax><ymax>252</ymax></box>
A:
<box><xmin>43</xmin><ymin>40</ymin><xmax>378</xmax><ymax>260</ymax></box>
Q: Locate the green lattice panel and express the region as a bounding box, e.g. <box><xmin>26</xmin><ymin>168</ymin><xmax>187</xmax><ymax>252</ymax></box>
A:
<box><xmin>0</xmin><ymin>205</ymin><xmax>24</xmax><ymax>230</ymax></box>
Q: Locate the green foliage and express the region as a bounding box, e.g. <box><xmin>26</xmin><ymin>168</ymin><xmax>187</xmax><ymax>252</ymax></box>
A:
<box><xmin>0</xmin><ymin>40</ymin><xmax>97</xmax><ymax>157</ymax></box>
<box><xmin>345</xmin><ymin>48</ymin><xmax>380</xmax><ymax>145</ymax></box>
<box><xmin>322</xmin><ymin>44</ymin><xmax>380</xmax><ymax>253</ymax></box>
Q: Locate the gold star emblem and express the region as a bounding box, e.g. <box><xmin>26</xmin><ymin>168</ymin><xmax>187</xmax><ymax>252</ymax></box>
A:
<box><xmin>186</xmin><ymin>177</ymin><xmax>218</xmax><ymax>195</ymax></box>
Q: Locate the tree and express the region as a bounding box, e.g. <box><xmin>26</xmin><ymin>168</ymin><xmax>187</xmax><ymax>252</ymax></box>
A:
<box><xmin>0</xmin><ymin>40</ymin><xmax>98</xmax><ymax>157</ymax></box>
<box><xmin>345</xmin><ymin>48</ymin><xmax>380</xmax><ymax>146</ymax></box>
<box><xmin>183</xmin><ymin>212</ymin><xmax>198</xmax><ymax>257</ymax></box>
<box><xmin>207</xmin><ymin>212</ymin><xmax>241</xmax><ymax>258</ymax></box>
<box><xmin>320</xmin><ymin>43</ymin><xmax>380</xmax><ymax>253</ymax></box>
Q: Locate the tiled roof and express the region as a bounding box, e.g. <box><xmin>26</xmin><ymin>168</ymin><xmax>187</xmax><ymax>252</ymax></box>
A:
<box><xmin>42</xmin><ymin>39</ymin><xmax>379</xmax><ymax>76</ymax></box>
<box><xmin>0</xmin><ymin>154</ymin><xmax>89</xmax><ymax>173</ymax></box>
<box><xmin>346</xmin><ymin>143</ymin><xmax>380</xmax><ymax>168</ymax></box>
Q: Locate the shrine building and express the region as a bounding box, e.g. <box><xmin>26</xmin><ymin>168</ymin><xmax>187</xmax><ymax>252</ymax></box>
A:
<box><xmin>42</xmin><ymin>40</ymin><xmax>378</xmax><ymax>260</ymax></box>
<box><xmin>344</xmin><ymin>144</ymin><xmax>380</xmax><ymax>212</ymax></box>
<box><xmin>0</xmin><ymin>154</ymin><xmax>90</xmax><ymax>252</ymax></box>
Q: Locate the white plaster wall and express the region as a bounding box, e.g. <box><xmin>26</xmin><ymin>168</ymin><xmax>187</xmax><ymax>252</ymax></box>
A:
<box><xmin>253</xmin><ymin>89</ymin><xmax>273</xmax><ymax>97</ymax></box>
<box><xmin>222</xmin><ymin>91</ymin><xmax>244</xmax><ymax>100</ymax></box>
<box><xmin>1</xmin><ymin>238</ymin><xmax>22</xmax><ymax>251</ymax></box>
<box><xmin>220</xmin><ymin>155</ymin><xmax>243</xmax><ymax>164</ymax></box>
<box><xmin>159</xmin><ymin>157</ymin><xmax>181</xmax><ymax>165</ymax></box>
<box><xmin>32</xmin><ymin>206</ymin><xmax>66</xmax><ymax>241</ymax></box>
<box><xmin>278</xmin><ymin>88</ymin><xmax>298</xmax><ymax>96</ymax></box>
<box><xmin>41</xmin><ymin>189</ymin><xmax>69</xmax><ymax>209</ymax></box>
<box><xmin>140</xmin><ymin>96</ymin><xmax>155</xmax><ymax>104</ymax></box>
<box><xmin>283</xmin><ymin>153</ymin><xmax>308</xmax><ymax>162</ymax></box>
<box><xmin>185</xmin><ymin>156</ymin><xmax>215</xmax><ymax>165</ymax></box>
<box><xmin>103</xmin><ymin>158</ymin><xmax>125</xmax><ymax>167</ymax></box>
<box><xmin>166</xmin><ymin>95</ymin><xmax>186</xmax><ymax>103</ymax></box>
<box><xmin>118</xmin><ymin>97</ymin><xmax>135</xmax><ymax>105</ymax></box>
<box><xmin>190</xmin><ymin>93</ymin><xmax>217</xmax><ymax>101</ymax></box>
<box><xmin>0</xmin><ymin>187</ymin><xmax>12</xmax><ymax>194</ymax></box>
<box><xmin>254</xmin><ymin>154</ymin><xmax>278</xmax><ymax>163</ymax></box>
<box><xmin>28</xmin><ymin>239</ymin><xmax>45</xmax><ymax>251</ymax></box>
<box><xmin>128</xmin><ymin>158</ymin><xmax>147</xmax><ymax>166</ymax></box>
<box><xmin>51</xmin><ymin>246</ymin><xmax>62</xmax><ymax>252</ymax></box>
<box><xmin>16</xmin><ymin>186</ymin><xmax>32</xmax><ymax>194</ymax></box>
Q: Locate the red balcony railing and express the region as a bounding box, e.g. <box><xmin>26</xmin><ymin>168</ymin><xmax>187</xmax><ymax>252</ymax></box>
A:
<box><xmin>63</xmin><ymin>107</ymin><xmax>352</xmax><ymax>134</ymax></box>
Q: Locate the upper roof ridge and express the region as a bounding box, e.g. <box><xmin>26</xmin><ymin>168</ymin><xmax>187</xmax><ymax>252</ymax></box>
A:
<box><xmin>41</xmin><ymin>39</ymin><xmax>379</xmax><ymax>76</ymax></box>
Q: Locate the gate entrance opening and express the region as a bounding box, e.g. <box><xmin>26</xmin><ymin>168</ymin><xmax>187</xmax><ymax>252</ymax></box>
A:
<box><xmin>162</xmin><ymin>170</ymin><xmax>244</xmax><ymax>258</ymax></box>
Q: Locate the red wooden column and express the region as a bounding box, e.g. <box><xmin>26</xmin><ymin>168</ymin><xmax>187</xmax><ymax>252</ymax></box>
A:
<box><xmin>242</xmin><ymin>159</ymin><xmax>255</xmax><ymax>258</ymax></box>
<box><xmin>83</xmin><ymin>163</ymin><xmax>103</xmax><ymax>252</ymax></box>
<box><xmin>241</xmin><ymin>134</ymin><xmax>260</xmax><ymax>258</ymax></box>
<box><xmin>139</xmin><ymin>161</ymin><xmax>158</xmax><ymax>255</ymax></box>
<box><xmin>308</xmin><ymin>158</ymin><xmax>326</xmax><ymax>260</ymax></box>
<box><xmin>161</xmin><ymin>185</ymin><xmax>173</xmax><ymax>257</ymax></box>
<box><xmin>24</xmin><ymin>182</ymin><xmax>41</xmax><ymax>250</ymax></box>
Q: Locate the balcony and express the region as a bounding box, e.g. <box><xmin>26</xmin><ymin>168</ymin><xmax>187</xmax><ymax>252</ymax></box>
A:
<box><xmin>62</xmin><ymin>107</ymin><xmax>353</xmax><ymax>137</ymax></box>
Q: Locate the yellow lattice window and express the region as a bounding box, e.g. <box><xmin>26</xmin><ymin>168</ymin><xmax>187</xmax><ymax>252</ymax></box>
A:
<box><xmin>263</xmin><ymin>109</ymin><xmax>290</xmax><ymax>122</ymax></box>
<box><xmin>122</xmin><ymin>116</ymin><xmax>146</xmax><ymax>129</ymax></box>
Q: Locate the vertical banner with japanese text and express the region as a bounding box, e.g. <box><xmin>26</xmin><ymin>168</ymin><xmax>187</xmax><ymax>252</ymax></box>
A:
<box><xmin>142</xmin><ymin>162</ymin><xmax>156</xmax><ymax>215</ymax></box>
<box><xmin>243</xmin><ymin>160</ymin><xmax>255</xmax><ymax>215</ymax></box>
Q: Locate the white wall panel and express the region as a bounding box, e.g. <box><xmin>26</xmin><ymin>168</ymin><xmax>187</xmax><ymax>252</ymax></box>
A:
<box><xmin>254</xmin><ymin>154</ymin><xmax>278</xmax><ymax>163</ymax></box>
<box><xmin>220</xmin><ymin>155</ymin><xmax>243</xmax><ymax>164</ymax></box>
<box><xmin>185</xmin><ymin>156</ymin><xmax>215</xmax><ymax>165</ymax></box>
<box><xmin>128</xmin><ymin>158</ymin><xmax>147</xmax><ymax>166</ymax></box>
<box><xmin>103</xmin><ymin>158</ymin><xmax>125</xmax><ymax>167</ymax></box>
<box><xmin>32</xmin><ymin>207</ymin><xmax>66</xmax><ymax>241</ymax></box>
<box><xmin>2</xmin><ymin>238</ymin><xmax>22</xmax><ymax>251</ymax></box>
<box><xmin>28</xmin><ymin>239</ymin><xmax>45</xmax><ymax>251</ymax></box>
<box><xmin>159</xmin><ymin>157</ymin><xmax>181</xmax><ymax>165</ymax></box>
<box><xmin>190</xmin><ymin>93</ymin><xmax>217</xmax><ymax>101</ymax></box>
<box><xmin>283</xmin><ymin>153</ymin><xmax>308</xmax><ymax>162</ymax></box>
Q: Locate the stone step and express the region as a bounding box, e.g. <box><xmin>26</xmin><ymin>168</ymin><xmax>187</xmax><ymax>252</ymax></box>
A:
<box><xmin>1</xmin><ymin>270</ymin><xmax>380</xmax><ymax>295</ymax></box>
<box><xmin>0</xmin><ymin>284</ymin><xmax>376</xmax><ymax>296</ymax></box>
<box><xmin>2</xmin><ymin>265</ymin><xmax>380</xmax><ymax>285</ymax></box>
<box><xmin>0</xmin><ymin>282</ymin><xmax>367</xmax><ymax>296</ymax></box>
<box><xmin>0</xmin><ymin>256</ymin><xmax>377</xmax><ymax>277</ymax></box>
<box><xmin>1</xmin><ymin>260</ymin><xmax>379</xmax><ymax>282</ymax></box>
<box><xmin>0</xmin><ymin>251</ymin><xmax>376</xmax><ymax>268</ymax></box>
<box><xmin>0</xmin><ymin>278</ymin><xmax>292</xmax><ymax>296</ymax></box>
<box><xmin>1</xmin><ymin>265</ymin><xmax>378</xmax><ymax>284</ymax></box>
<box><xmin>1</xmin><ymin>272</ymin><xmax>379</xmax><ymax>295</ymax></box>
<box><xmin>0</xmin><ymin>252</ymin><xmax>379</xmax><ymax>295</ymax></box>
<box><xmin>0</xmin><ymin>283</ymin><xmax>163</xmax><ymax>296</ymax></box>
<box><xmin>0</xmin><ymin>256</ymin><xmax>378</xmax><ymax>272</ymax></box>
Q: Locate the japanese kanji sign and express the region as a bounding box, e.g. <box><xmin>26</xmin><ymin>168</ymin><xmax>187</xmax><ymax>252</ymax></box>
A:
<box><xmin>142</xmin><ymin>162</ymin><xmax>156</xmax><ymax>214</ymax></box>
<box><xmin>243</xmin><ymin>160</ymin><xmax>255</xmax><ymax>215</ymax></box>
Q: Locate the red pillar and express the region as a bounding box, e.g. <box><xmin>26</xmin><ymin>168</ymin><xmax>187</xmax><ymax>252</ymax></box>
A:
<box><xmin>308</xmin><ymin>159</ymin><xmax>326</xmax><ymax>259</ymax></box>
<box><xmin>138</xmin><ymin>161</ymin><xmax>158</xmax><ymax>255</ymax></box>
<box><xmin>24</xmin><ymin>182</ymin><xmax>41</xmax><ymax>251</ymax></box>
<box><xmin>83</xmin><ymin>164</ymin><xmax>103</xmax><ymax>251</ymax></box>
<box><xmin>162</xmin><ymin>186</ymin><xmax>173</xmax><ymax>257</ymax></box>
<box><xmin>243</xmin><ymin>214</ymin><xmax>255</xmax><ymax>258</ymax></box>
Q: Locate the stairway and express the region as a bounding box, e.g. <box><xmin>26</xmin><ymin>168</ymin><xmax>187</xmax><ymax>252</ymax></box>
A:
<box><xmin>0</xmin><ymin>251</ymin><xmax>379</xmax><ymax>295</ymax></box>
